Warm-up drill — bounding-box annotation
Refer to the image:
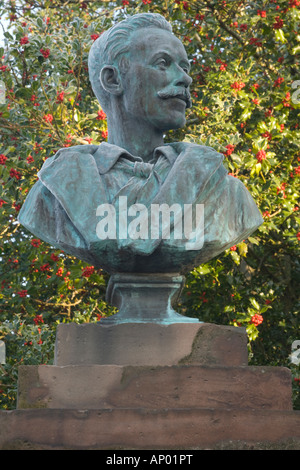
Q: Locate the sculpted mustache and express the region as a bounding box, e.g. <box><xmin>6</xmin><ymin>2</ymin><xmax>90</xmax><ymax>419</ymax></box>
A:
<box><xmin>157</xmin><ymin>88</ymin><xmax>192</xmax><ymax>108</ymax></box>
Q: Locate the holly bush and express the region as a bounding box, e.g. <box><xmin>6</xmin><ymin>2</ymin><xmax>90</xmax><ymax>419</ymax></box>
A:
<box><xmin>0</xmin><ymin>0</ymin><xmax>299</xmax><ymax>410</ymax></box>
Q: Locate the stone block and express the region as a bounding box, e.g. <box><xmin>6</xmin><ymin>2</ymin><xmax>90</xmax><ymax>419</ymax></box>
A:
<box><xmin>1</xmin><ymin>408</ymin><xmax>300</xmax><ymax>449</ymax></box>
<box><xmin>10</xmin><ymin>321</ymin><xmax>299</xmax><ymax>450</ymax></box>
<box><xmin>17</xmin><ymin>364</ymin><xmax>293</xmax><ymax>411</ymax></box>
<box><xmin>54</xmin><ymin>322</ymin><xmax>248</xmax><ymax>367</ymax></box>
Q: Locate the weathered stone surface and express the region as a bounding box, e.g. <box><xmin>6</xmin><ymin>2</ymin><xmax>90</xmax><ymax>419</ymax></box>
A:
<box><xmin>1</xmin><ymin>408</ymin><xmax>299</xmax><ymax>450</ymax></box>
<box><xmin>54</xmin><ymin>322</ymin><xmax>248</xmax><ymax>367</ymax></box>
<box><xmin>9</xmin><ymin>321</ymin><xmax>299</xmax><ymax>450</ymax></box>
<box><xmin>17</xmin><ymin>364</ymin><xmax>293</xmax><ymax>411</ymax></box>
<box><xmin>0</xmin><ymin>340</ymin><xmax>5</xmax><ymax>364</ymax></box>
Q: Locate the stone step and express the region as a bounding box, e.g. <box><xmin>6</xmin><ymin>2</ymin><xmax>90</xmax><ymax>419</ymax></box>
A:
<box><xmin>54</xmin><ymin>322</ymin><xmax>248</xmax><ymax>367</ymax></box>
<box><xmin>17</xmin><ymin>364</ymin><xmax>293</xmax><ymax>411</ymax></box>
<box><xmin>1</xmin><ymin>407</ymin><xmax>299</xmax><ymax>449</ymax></box>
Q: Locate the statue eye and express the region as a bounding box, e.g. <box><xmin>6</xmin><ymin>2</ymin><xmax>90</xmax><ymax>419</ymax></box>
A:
<box><xmin>181</xmin><ymin>63</ymin><xmax>190</xmax><ymax>74</ymax></box>
<box><xmin>156</xmin><ymin>58</ymin><xmax>168</xmax><ymax>69</ymax></box>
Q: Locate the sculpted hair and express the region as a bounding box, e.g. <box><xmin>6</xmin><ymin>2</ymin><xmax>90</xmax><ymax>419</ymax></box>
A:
<box><xmin>88</xmin><ymin>13</ymin><xmax>172</xmax><ymax>111</ymax></box>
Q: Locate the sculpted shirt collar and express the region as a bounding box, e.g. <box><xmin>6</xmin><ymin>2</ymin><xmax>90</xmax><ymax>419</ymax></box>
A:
<box><xmin>93</xmin><ymin>141</ymin><xmax>179</xmax><ymax>174</ymax></box>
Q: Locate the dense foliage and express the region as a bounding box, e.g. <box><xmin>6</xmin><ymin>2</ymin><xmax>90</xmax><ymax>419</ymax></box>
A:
<box><xmin>0</xmin><ymin>0</ymin><xmax>299</xmax><ymax>410</ymax></box>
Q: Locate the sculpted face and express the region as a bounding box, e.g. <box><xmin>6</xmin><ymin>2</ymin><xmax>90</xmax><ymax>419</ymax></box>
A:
<box><xmin>120</xmin><ymin>28</ymin><xmax>192</xmax><ymax>132</ymax></box>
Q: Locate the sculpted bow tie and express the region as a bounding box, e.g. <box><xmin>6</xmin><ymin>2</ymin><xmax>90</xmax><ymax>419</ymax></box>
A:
<box><xmin>112</xmin><ymin>154</ymin><xmax>170</xmax><ymax>207</ymax></box>
<box><xmin>133</xmin><ymin>161</ymin><xmax>154</xmax><ymax>178</ymax></box>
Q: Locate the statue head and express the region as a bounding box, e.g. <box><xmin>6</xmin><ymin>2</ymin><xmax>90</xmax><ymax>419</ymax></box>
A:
<box><xmin>88</xmin><ymin>13</ymin><xmax>192</xmax><ymax>134</ymax></box>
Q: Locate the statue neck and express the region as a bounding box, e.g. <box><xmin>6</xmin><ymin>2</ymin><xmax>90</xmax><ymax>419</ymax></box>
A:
<box><xmin>106</xmin><ymin>111</ymin><xmax>164</xmax><ymax>163</ymax></box>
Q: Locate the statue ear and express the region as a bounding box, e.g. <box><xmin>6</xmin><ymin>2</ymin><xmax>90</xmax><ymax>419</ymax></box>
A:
<box><xmin>100</xmin><ymin>66</ymin><xmax>123</xmax><ymax>96</ymax></box>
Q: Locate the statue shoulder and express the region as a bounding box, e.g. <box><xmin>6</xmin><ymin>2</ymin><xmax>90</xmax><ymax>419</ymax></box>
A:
<box><xmin>168</xmin><ymin>141</ymin><xmax>224</xmax><ymax>161</ymax></box>
<box><xmin>39</xmin><ymin>144</ymin><xmax>99</xmax><ymax>172</ymax></box>
<box><xmin>54</xmin><ymin>144</ymin><xmax>99</xmax><ymax>156</ymax></box>
<box><xmin>50</xmin><ymin>143</ymin><xmax>98</xmax><ymax>160</ymax></box>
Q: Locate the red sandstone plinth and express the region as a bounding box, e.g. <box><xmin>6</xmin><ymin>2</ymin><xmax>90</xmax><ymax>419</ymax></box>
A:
<box><xmin>1</xmin><ymin>322</ymin><xmax>299</xmax><ymax>450</ymax></box>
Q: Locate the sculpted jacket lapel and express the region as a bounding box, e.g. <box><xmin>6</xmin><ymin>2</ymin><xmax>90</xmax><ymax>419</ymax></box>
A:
<box><xmin>38</xmin><ymin>145</ymin><xmax>109</xmax><ymax>246</ymax></box>
<box><xmin>117</xmin><ymin>142</ymin><xmax>227</xmax><ymax>254</ymax></box>
<box><xmin>156</xmin><ymin>142</ymin><xmax>227</xmax><ymax>205</ymax></box>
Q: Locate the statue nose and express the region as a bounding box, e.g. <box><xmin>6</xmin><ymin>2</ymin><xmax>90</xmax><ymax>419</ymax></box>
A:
<box><xmin>174</xmin><ymin>67</ymin><xmax>192</xmax><ymax>88</ymax></box>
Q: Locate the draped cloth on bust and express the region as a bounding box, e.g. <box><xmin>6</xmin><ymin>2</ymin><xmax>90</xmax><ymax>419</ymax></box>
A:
<box><xmin>18</xmin><ymin>141</ymin><xmax>263</xmax><ymax>272</ymax></box>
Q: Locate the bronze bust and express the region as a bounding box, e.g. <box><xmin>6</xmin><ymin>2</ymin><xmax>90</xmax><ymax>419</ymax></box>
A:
<box><xmin>18</xmin><ymin>13</ymin><xmax>263</xmax><ymax>323</ymax></box>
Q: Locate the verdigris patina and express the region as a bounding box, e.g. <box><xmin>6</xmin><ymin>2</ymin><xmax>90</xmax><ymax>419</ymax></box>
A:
<box><xmin>18</xmin><ymin>13</ymin><xmax>263</xmax><ymax>324</ymax></box>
